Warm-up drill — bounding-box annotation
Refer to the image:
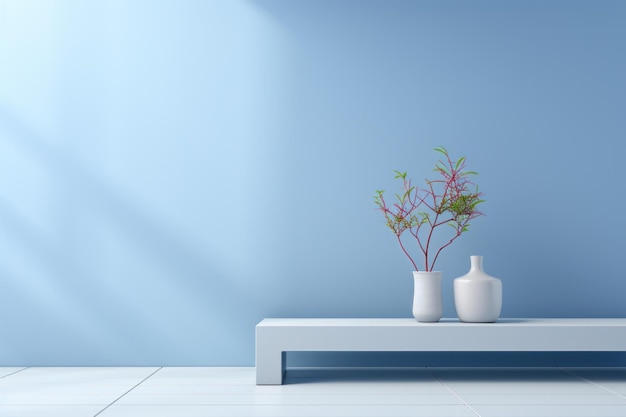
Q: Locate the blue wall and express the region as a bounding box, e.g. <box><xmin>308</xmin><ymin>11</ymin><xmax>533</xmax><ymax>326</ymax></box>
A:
<box><xmin>1</xmin><ymin>0</ymin><xmax>625</xmax><ymax>366</ymax></box>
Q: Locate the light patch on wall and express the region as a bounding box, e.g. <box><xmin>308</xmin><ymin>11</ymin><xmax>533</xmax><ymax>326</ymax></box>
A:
<box><xmin>0</xmin><ymin>0</ymin><xmax>294</xmax><ymax>364</ymax></box>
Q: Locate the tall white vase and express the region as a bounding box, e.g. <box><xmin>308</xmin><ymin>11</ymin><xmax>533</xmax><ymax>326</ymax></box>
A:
<box><xmin>412</xmin><ymin>271</ymin><xmax>443</xmax><ymax>322</ymax></box>
<box><xmin>453</xmin><ymin>256</ymin><xmax>502</xmax><ymax>323</ymax></box>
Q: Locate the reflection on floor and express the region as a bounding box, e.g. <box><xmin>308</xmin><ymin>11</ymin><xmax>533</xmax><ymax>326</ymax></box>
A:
<box><xmin>1</xmin><ymin>366</ymin><xmax>626</xmax><ymax>416</ymax></box>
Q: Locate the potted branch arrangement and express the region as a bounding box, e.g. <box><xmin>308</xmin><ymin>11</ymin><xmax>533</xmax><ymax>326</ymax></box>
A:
<box><xmin>374</xmin><ymin>147</ymin><xmax>488</xmax><ymax>322</ymax></box>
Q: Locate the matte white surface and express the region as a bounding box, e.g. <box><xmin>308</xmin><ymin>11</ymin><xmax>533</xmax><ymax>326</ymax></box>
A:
<box><xmin>412</xmin><ymin>271</ymin><xmax>443</xmax><ymax>322</ymax></box>
<box><xmin>256</xmin><ymin>318</ymin><xmax>626</xmax><ymax>384</ymax></box>
<box><xmin>1</xmin><ymin>367</ymin><xmax>626</xmax><ymax>417</ymax></box>
<box><xmin>454</xmin><ymin>256</ymin><xmax>502</xmax><ymax>322</ymax></box>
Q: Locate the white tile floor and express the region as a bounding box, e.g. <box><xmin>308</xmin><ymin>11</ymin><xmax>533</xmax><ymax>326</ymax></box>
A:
<box><xmin>1</xmin><ymin>366</ymin><xmax>626</xmax><ymax>416</ymax></box>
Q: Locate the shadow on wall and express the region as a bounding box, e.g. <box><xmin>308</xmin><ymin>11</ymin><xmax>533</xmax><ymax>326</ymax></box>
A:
<box><xmin>0</xmin><ymin>106</ymin><xmax>258</xmax><ymax>365</ymax></box>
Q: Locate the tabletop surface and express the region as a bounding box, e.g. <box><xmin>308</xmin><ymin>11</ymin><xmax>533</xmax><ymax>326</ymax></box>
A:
<box><xmin>258</xmin><ymin>318</ymin><xmax>626</xmax><ymax>327</ymax></box>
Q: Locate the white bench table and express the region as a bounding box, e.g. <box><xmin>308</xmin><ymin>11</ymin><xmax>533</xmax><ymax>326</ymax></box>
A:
<box><xmin>255</xmin><ymin>318</ymin><xmax>626</xmax><ymax>384</ymax></box>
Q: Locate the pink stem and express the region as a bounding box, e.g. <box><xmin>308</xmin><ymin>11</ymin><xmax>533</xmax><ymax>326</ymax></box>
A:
<box><xmin>397</xmin><ymin>234</ymin><xmax>418</xmax><ymax>271</ymax></box>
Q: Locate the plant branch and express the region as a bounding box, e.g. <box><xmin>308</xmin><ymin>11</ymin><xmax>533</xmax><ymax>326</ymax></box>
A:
<box><xmin>397</xmin><ymin>234</ymin><xmax>418</xmax><ymax>271</ymax></box>
<box><xmin>374</xmin><ymin>147</ymin><xmax>484</xmax><ymax>272</ymax></box>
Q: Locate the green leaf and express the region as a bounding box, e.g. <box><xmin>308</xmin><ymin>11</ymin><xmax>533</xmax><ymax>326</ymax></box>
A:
<box><xmin>455</xmin><ymin>156</ymin><xmax>466</xmax><ymax>170</ymax></box>
<box><xmin>434</xmin><ymin>146</ymin><xmax>447</xmax><ymax>155</ymax></box>
<box><xmin>435</xmin><ymin>162</ymin><xmax>450</xmax><ymax>176</ymax></box>
<box><xmin>393</xmin><ymin>170</ymin><xmax>407</xmax><ymax>179</ymax></box>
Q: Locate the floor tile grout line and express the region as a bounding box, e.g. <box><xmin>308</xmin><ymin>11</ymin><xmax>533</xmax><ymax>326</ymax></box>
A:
<box><xmin>93</xmin><ymin>367</ymin><xmax>162</xmax><ymax>417</ymax></box>
<box><xmin>559</xmin><ymin>367</ymin><xmax>626</xmax><ymax>400</ymax></box>
<box><xmin>0</xmin><ymin>367</ymin><xmax>29</xmax><ymax>379</ymax></box>
<box><xmin>426</xmin><ymin>367</ymin><xmax>482</xmax><ymax>417</ymax></box>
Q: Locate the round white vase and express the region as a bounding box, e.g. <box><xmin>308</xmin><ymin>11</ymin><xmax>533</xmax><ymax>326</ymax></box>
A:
<box><xmin>412</xmin><ymin>271</ymin><xmax>443</xmax><ymax>322</ymax></box>
<box><xmin>453</xmin><ymin>256</ymin><xmax>502</xmax><ymax>323</ymax></box>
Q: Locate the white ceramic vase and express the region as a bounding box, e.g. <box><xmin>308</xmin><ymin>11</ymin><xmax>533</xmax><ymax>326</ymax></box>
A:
<box><xmin>453</xmin><ymin>256</ymin><xmax>502</xmax><ymax>323</ymax></box>
<box><xmin>412</xmin><ymin>271</ymin><xmax>443</xmax><ymax>322</ymax></box>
